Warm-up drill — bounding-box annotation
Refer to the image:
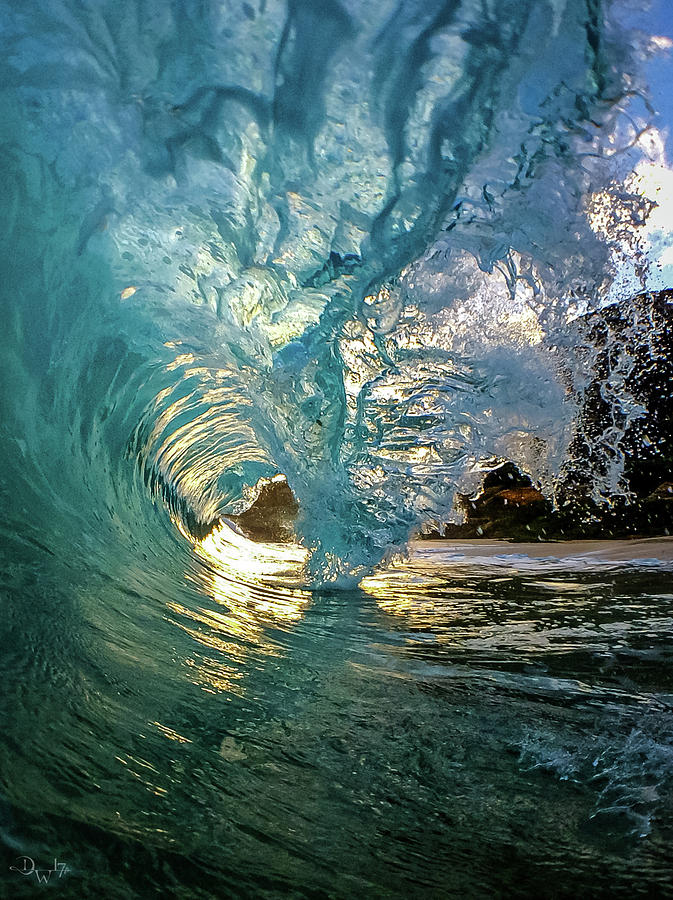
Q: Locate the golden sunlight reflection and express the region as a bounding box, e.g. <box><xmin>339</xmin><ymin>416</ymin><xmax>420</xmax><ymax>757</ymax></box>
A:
<box><xmin>139</xmin><ymin>350</ymin><xmax>276</xmax><ymax>526</ymax></box>
<box><xmin>197</xmin><ymin>522</ymin><xmax>310</xmax><ymax>621</ymax></box>
<box><xmin>360</xmin><ymin>566</ymin><xmax>448</xmax><ymax>611</ymax></box>
<box><xmin>150</xmin><ymin>722</ymin><xmax>193</xmax><ymax>745</ymax></box>
<box><xmin>358</xmin><ymin>560</ymin><xmax>484</xmax><ymax>646</ymax></box>
<box><xmin>168</xmin><ymin>520</ymin><xmax>310</xmax><ymax>695</ymax></box>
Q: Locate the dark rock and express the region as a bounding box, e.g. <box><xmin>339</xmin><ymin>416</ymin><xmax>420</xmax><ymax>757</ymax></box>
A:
<box><xmin>646</xmin><ymin>482</ymin><xmax>673</xmax><ymax>502</ymax></box>
<box><xmin>433</xmin><ymin>463</ymin><xmax>556</xmax><ymax>541</ymax></box>
<box><xmin>230</xmin><ymin>476</ymin><xmax>299</xmax><ymax>542</ymax></box>
<box><xmin>561</xmin><ymin>287</ymin><xmax>673</xmax><ymax>506</ymax></box>
<box><xmin>425</xmin><ymin>289</ymin><xmax>673</xmax><ymax>541</ymax></box>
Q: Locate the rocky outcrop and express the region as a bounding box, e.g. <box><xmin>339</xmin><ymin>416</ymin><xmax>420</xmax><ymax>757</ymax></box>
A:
<box><xmin>428</xmin><ymin>289</ymin><xmax>673</xmax><ymax>541</ymax></box>
<box><xmin>230</xmin><ymin>476</ymin><xmax>299</xmax><ymax>542</ymax></box>
<box><xmin>561</xmin><ymin>287</ymin><xmax>673</xmax><ymax>507</ymax></box>
<box><xmin>433</xmin><ymin>463</ymin><xmax>673</xmax><ymax>541</ymax></box>
<box><xmin>440</xmin><ymin>463</ymin><xmax>553</xmax><ymax>541</ymax></box>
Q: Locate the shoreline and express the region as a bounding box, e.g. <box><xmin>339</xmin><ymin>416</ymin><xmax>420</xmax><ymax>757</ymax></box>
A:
<box><xmin>409</xmin><ymin>536</ymin><xmax>673</xmax><ymax>565</ymax></box>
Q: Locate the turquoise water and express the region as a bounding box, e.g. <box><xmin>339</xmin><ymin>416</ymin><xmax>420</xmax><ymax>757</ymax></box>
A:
<box><xmin>2</xmin><ymin>537</ymin><xmax>673</xmax><ymax>896</ymax></box>
<box><xmin>1</xmin><ymin>0</ymin><xmax>653</xmax><ymax>579</ymax></box>
<box><xmin>1</xmin><ymin>0</ymin><xmax>673</xmax><ymax>895</ymax></box>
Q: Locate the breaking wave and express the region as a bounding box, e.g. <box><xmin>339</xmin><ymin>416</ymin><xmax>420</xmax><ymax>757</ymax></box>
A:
<box><xmin>3</xmin><ymin>4</ymin><xmax>673</xmax><ymax>896</ymax></box>
<box><xmin>1</xmin><ymin>0</ymin><xmax>667</xmax><ymax>584</ymax></box>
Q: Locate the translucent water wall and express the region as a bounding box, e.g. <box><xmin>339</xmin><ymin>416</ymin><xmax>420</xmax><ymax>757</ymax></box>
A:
<box><xmin>0</xmin><ymin>0</ymin><xmax>668</xmax><ymax>583</ymax></box>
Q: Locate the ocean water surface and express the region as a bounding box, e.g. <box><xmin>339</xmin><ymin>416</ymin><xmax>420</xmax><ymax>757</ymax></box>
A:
<box><xmin>1</xmin><ymin>0</ymin><xmax>673</xmax><ymax>895</ymax></box>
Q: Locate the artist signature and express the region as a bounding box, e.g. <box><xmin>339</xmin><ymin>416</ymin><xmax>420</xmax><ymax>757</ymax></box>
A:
<box><xmin>9</xmin><ymin>856</ymin><xmax>69</xmax><ymax>884</ymax></box>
